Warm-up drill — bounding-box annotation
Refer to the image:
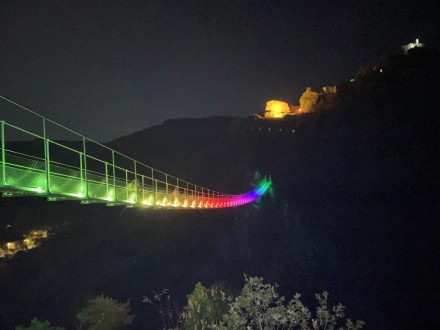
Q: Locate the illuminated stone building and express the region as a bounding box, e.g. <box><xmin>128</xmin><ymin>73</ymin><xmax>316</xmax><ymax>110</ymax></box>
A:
<box><xmin>264</xmin><ymin>100</ymin><xmax>290</xmax><ymax>118</ymax></box>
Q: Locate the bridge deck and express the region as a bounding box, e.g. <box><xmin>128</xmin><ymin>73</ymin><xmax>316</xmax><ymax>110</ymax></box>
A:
<box><xmin>0</xmin><ymin>96</ymin><xmax>270</xmax><ymax>208</ymax></box>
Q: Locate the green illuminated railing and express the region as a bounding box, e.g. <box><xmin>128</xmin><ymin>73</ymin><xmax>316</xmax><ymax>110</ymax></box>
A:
<box><xmin>0</xmin><ymin>96</ymin><xmax>270</xmax><ymax>208</ymax></box>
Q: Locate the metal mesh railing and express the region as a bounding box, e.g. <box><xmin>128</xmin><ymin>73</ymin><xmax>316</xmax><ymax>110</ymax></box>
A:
<box><xmin>0</xmin><ymin>96</ymin><xmax>270</xmax><ymax>208</ymax></box>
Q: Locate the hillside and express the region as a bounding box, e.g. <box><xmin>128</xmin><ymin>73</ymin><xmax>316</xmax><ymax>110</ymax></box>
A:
<box><xmin>1</xmin><ymin>46</ymin><xmax>439</xmax><ymax>329</ymax></box>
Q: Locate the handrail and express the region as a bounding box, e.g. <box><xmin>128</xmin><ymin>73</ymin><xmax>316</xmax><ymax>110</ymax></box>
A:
<box><xmin>4</xmin><ymin>121</ymin><xmax>44</xmax><ymax>139</ymax></box>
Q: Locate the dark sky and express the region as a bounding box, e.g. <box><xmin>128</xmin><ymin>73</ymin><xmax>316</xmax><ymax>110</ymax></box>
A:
<box><xmin>1</xmin><ymin>0</ymin><xmax>439</xmax><ymax>141</ymax></box>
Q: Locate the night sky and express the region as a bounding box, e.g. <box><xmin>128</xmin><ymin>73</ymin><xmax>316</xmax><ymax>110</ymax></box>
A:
<box><xmin>1</xmin><ymin>0</ymin><xmax>439</xmax><ymax>141</ymax></box>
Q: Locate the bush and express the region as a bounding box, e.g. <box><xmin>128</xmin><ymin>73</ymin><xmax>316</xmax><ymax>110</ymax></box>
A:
<box><xmin>76</xmin><ymin>295</ymin><xmax>135</xmax><ymax>330</ymax></box>
<box><xmin>15</xmin><ymin>318</ymin><xmax>65</xmax><ymax>330</ymax></box>
<box><xmin>184</xmin><ymin>282</ymin><xmax>229</xmax><ymax>329</ymax></box>
<box><xmin>209</xmin><ymin>275</ymin><xmax>364</xmax><ymax>330</ymax></box>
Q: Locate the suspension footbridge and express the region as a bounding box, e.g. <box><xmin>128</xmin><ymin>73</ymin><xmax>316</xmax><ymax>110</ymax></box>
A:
<box><xmin>0</xmin><ymin>96</ymin><xmax>270</xmax><ymax>209</ymax></box>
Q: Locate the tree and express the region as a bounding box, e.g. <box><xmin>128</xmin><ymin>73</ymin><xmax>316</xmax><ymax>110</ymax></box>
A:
<box><xmin>76</xmin><ymin>295</ymin><xmax>135</xmax><ymax>330</ymax></box>
<box><xmin>299</xmin><ymin>87</ymin><xmax>319</xmax><ymax>112</ymax></box>
<box><xmin>142</xmin><ymin>289</ymin><xmax>182</xmax><ymax>330</ymax></box>
<box><xmin>143</xmin><ymin>289</ymin><xmax>183</xmax><ymax>330</ymax></box>
<box><xmin>211</xmin><ymin>275</ymin><xmax>364</xmax><ymax>330</ymax></box>
<box><xmin>183</xmin><ymin>282</ymin><xmax>229</xmax><ymax>330</ymax></box>
<box><xmin>15</xmin><ymin>318</ymin><xmax>65</xmax><ymax>330</ymax></box>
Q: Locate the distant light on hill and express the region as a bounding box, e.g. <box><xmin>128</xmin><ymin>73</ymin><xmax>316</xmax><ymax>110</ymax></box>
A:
<box><xmin>402</xmin><ymin>38</ymin><xmax>424</xmax><ymax>54</ymax></box>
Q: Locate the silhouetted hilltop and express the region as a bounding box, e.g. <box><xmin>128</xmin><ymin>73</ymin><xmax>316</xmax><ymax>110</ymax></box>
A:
<box><xmin>106</xmin><ymin>46</ymin><xmax>439</xmax><ymax>200</ymax></box>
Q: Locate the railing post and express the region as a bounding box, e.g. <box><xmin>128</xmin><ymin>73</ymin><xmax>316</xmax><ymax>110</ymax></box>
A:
<box><xmin>43</xmin><ymin>118</ymin><xmax>51</xmax><ymax>193</ymax></box>
<box><xmin>134</xmin><ymin>160</ymin><xmax>138</xmax><ymax>203</ymax></box>
<box><xmin>112</xmin><ymin>150</ymin><xmax>116</xmax><ymax>201</ymax></box>
<box><xmin>125</xmin><ymin>169</ymin><xmax>128</xmax><ymax>201</ymax></box>
<box><xmin>105</xmin><ymin>162</ymin><xmax>109</xmax><ymax>197</ymax></box>
<box><xmin>1</xmin><ymin>121</ymin><xmax>5</xmax><ymax>185</ymax></box>
<box><xmin>45</xmin><ymin>138</ymin><xmax>51</xmax><ymax>193</ymax></box>
<box><xmin>151</xmin><ymin>168</ymin><xmax>154</xmax><ymax>189</ymax></box>
<box><xmin>141</xmin><ymin>175</ymin><xmax>145</xmax><ymax>202</ymax></box>
<box><xmin>165</xmin><ymin>174</ymin><xmax>168</xmax><ymax>195</ymax></box>
<box><xmin>82</xmin><ymin>137</ymin><xmax>88</xmax><ymax>198</ymax></box>
<box><xmin>154</xmin><ymin>179</ymin><xmax>158</xmax><ymax>204</ymax></box>
<box><xmin>150</xmin><ymin>168</ymin><xmax>154</xmax><ymax>204</ymax></box>
<box><xmin>176</xmin><ymin>178</ymin><xmax>179</xmax><ymax>198</ymax></box>
<box><xmin>80</xmin><ymin>152</ymin><xmax>83</xmax><ymax>193</ymax></box>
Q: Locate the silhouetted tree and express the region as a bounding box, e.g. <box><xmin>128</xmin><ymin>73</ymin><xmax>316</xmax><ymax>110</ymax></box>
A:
<box><xmin>183</xmin><ymin>282</ymin><xmax>230</xmax><ymax>329</ymax></box>
<box><xmin>299</xmin><ymin>87</ymin><xmax>319</xmax><ymax>112</ymax></box>
<box><xmin>143</xmin><ymin>289</ymin><xmax>183</xmax><ymax>330</ymax></box>
<box><xmin>212</xmin><ymin>275</ymin><xmax>365</xmax><ymax>330</ymax></box>
<box><xmin>76</xmin><ymin>295</ymin><xmax>135</xmax><ymax>330</ymax></box>
<box><xmin>15</xmin><ymin>318</ymin><xmax>65</xmax><ymax>330</ymax></box>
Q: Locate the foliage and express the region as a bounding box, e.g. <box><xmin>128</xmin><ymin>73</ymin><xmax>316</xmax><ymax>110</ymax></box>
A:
<box><xmin>15</xmin><ymin>318</ymin><xmax>65</xmax><ymax>330</ymax></box>
<box><xmin>210</xmin><ymin>275</ymin><xmax>364</xmax><ymax>330</ymax></box>
<box><xmin>143</xmin><ymin>288</ymin><xmax>183</xmax><ymax>330</ymax></box>
<box><xmin>252</xmin><ymin>171</ymin><xmax>275</xmax><ymax>209</ymax></box>
<box><xmin>76</xmin><ymin>295</ymin><xmax>135</xmax><ymax>330</ymax></box>
<box><xmin>183</xmin><ymin>282</ymin><xmax>229</xmax><ymax>330</ymax></box>
<box><xmin>299</xmin><ymin>87</ymin><xmax>319</xmax><ymax>112</ymax></box>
